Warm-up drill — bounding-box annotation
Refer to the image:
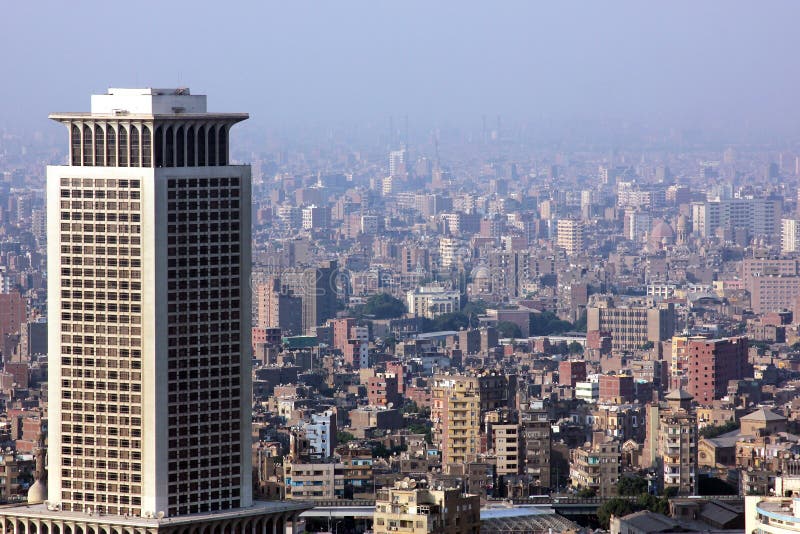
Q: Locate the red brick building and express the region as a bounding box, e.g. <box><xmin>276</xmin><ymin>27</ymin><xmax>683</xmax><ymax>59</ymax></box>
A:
<box><xmin>598</xmin><ymin>374</ymin><xmax>634</xmax><ymax>403</ymax></box>
<box><xmin>0</xmin><ymin>292</ymin><xmax>25</xmax><ymax>343</ymax></box>
<box><xmin>386</xmin><ymin>361</ymin><xmax>406</xmax><ymax>395</ymax></box>
<box><xmin>331</xmin><ymin>317</ymin><xmax>356</xmax><ymax>353</ymax></box>
<box><xmin>559</xmin><ymin>360</ymin><xmax>587</xmax><ymax>387</ymax></box>
<box><xmin>687</xmin><ymin>337</ymin><xmax>751</xmax><ymax>404</ymax></box>
<box><xmin>367</xmin><ymin>374</ymin><xmax>401</xmax><ymax>407</ymax></box>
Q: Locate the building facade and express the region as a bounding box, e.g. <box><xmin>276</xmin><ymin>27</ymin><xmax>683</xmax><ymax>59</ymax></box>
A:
<box><xmin>373</xmin><ymin>481</ymin><xmax>480</xmax><ymax>534</ymax></box>
<box><xmin>586</xmin><ymin>295</ymin><xmax>676</xmax><ymax>353</ymax></box>
<box><xmin>38</xmin><ymin>88</ymin><xmax>310</xmax><ymax>529</ymax></box>
<box><xmin>687</xmin><ymin>337</ymin><xmax>750</xmax><ymax>404</ymax></box>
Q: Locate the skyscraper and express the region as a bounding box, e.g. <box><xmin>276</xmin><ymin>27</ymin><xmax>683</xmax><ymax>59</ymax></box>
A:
<box><xmin>0</xmin><ymin>88</ymin><xmax>307</xmax><ymax>533</ymax></box>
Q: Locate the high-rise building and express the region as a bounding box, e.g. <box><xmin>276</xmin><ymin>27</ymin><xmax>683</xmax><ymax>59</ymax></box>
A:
<box><xmin>687</xmin><ymin>337</ymin><xmax>751</xmax><ymax>404</ymax></box>
<box><xmin>283</xmin><ymin>260</ymin><xmax>339</xmax><ymax>333</ymax></box>
<box><xmin>521</xmin><ymin>410</ymin><xmax>552</xmax><ymax>490</ymax></box>
<box><xmin>782</xmin><ymin>218</ymin><xmax>800</xmax><ymax>253</ymax></box>
<box><xmin>657</xmin><ymin>391</ymin><xmax>697</xmax><ymax>495</ymax></box>
<box><xmin>256</xmin><ymin>278</ymin><xmax>302</xmax><ymax>336</ymax></box>
<box><xmin>431</xmin><ymin>376</ymin><xmax>481</xmax><ymax>467</ymax></box>
<box><xmin>388</xmin><ymin>148</ymin><xmax>407</xmax><ymax>177</ymax></box>
<box><xmin>18</xmin><ymin>88</ymin><xmax>308</xmax><ymax>531</ymax></box>
<box><xmin>556</xmin><ymin>218</ymin><xmax>585</xmax><ymax>255</ymax></box>
<box><xmin>691</xmin><ymin>197</ymin><xmax>782</xmax><ymax>241</ymax></box>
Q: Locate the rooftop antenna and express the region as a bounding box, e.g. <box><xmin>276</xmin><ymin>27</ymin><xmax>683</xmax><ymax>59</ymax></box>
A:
<box><xmin>404</xmin><ymin>114</ymin><xmax>409</xmax><ymax>151</ymax></box>
<box><xmin>434</xmin><ymin>133</ymin><xmax>441</xmax><ymax>170</ymax></box>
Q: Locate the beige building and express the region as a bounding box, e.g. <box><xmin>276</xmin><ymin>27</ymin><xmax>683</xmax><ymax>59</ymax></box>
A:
<box><xmin>586</xmin><ymin>295</ymin><xmax>675</xmax><ymax>353</ymax></box>
<box><xmin>407</xmin><ymin>285</ymin><xmax>461</xmax><ymax>319</ymax></box>
<box><xmin>658</xmin><ymin>395</ymin><xmax>698</xmax><ymax>495</ymax></box>
<box><xmin>431</xmin><ymin>376</ymin><xmax>481</xmax><ymax>467</ymax></box>
<box><xmin>283</xmin><ymin>460</ymin><xmax>344</xmax><ymax>500</ymax></box>
<box><xmin>491</xmin><ymin>423</ymin><xmax>522</xmax><ymax>476</ymax></box>
<box><xmin>569</xmin><ymin>436</ymin><xmax>620</xmax><ymax>497</ymax></box>
<box><xmin>374</xmin><ymin>480</ymin><xmax>480</xmax><ymax>534</ymax></box>
<box><xmin>557</xmin><ymin>218</ymin><xmax>585</xmax><ymax>255</ymax></box>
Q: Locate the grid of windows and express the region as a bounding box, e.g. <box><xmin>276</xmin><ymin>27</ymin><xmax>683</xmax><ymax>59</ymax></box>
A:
<box><xmin>58</xmin><ymin>177</ymin><xmax>144</xmax><ymax>516</ymax></box>
<box><xmin>165</xmin><ymin>176</ymin><xmax>243</xmax><ymax>516</ymax></box>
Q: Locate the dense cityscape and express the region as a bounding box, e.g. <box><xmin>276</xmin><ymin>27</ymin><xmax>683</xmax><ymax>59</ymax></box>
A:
<box><xmin>0</xmin><ymin>86</ymin><xmax>800</xmax><ymax>533</ymax></box>
<box><xmin>5</xmin><ymin>3</ymin><xmax>800</xmax><ymax>533</ymax></box>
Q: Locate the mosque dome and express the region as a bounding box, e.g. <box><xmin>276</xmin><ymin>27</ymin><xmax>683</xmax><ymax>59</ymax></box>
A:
<box><xmin>651</xmin><ymin>220</ymin><xmax>675</xmax><ymax>240</ymax></box>
<box><xmin>27</xmin><ymin>479</ymin><xmax>46</xmax><ymax>504</ymax></box>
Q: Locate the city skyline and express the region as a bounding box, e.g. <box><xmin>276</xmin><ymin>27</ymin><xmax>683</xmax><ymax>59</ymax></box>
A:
<box><xmin>2</xmin><ymin>4</ymin><xmax>800</xmax><ymax>533</ymax></box>
<box><xmin>3</xmin><ymin>2</ymin><xmax>800</xmax><ymax>136</ymax></box>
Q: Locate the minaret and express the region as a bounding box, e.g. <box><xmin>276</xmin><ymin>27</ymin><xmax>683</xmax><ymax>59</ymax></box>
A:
<box><xmin>27</xmin><ymin>433</ymin><xmax>47</xmax><ymax>504</ymax></box>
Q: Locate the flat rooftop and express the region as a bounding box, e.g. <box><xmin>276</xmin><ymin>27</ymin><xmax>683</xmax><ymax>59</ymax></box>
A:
<box><xmin>0</xmin><ymin>501</ymin><xmax>310</xmax><ymax>527</ymax></box>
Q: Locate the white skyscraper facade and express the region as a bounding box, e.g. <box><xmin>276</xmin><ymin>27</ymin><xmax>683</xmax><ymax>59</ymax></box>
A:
<box><xmin>47</xmin><ymin>88</ymin><xmax>254</xmax><ymax>518</ymax></box>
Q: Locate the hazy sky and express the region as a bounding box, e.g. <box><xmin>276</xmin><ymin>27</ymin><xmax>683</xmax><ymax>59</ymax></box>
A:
<box><xmin>3</xmin><ymin>1</ymin><xmax>800</xmax><ymax>135</ymax></box>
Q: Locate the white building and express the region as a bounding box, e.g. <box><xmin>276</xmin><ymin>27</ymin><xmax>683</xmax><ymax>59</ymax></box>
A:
<box><xmin>389</xmin><ymin>148</ymin><xmax>406</xmax><ymax>176</ymax></box>
<box><xmin>352</xmin><ymin>325</ymin><xmax>369</xmax><ymax>369</ymax></box>
<box><xmin>575</xmin><ymin>376</ymin><xmax>599</xmax><ymax>403</ymax></box>
<box><xmin>692</xmin><ymin>197</ymin><xmax>782</xmax><ymax>240</ymax></box>
<box><xmin>301</xmin><ymin>204</ymin><xmax>330</xmax><ymax>230</ymax></box>
<box><xmin>625</xmin><ymin>209</ymin><xmax>651</xmax><ymax>242</ymax></box>
<box><xmin>47</xmin><ymin>88</ymin><xmax>255</xmax><ymax>518</ymax></box>
<box><xmin>647</xmin><ymin>283</ymin><xmax>677</xmax><ymax>300</ymax></box>
<box><xmin>303</xmin><ymin>410</ymin><xmax>337</xmax><ymax>459</ymax></box>
<box><xmin>439</xmin><ymin>237</ymin><xmax>461</xmax><ymax>268</ymax></box>
<box><xmin>556</xmin><ymin>218</ymin><xmax>585</xmax><ymax>255</ymax></box>
<box><xmin>407</xmin><ymin>285</ymin><xmax>461</xmax><ymax>319</ymax></box>
<box><xmin>745</xmin><ymin>495</ymin><xmax>800</xmax><ymax>534</ymax></box>
<box><xmin>783</xmin><ymin>218</ymin><xmax>800</xmax><ymax>253</ymax></box>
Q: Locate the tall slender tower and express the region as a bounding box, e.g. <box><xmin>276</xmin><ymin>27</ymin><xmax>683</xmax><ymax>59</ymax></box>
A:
<box><xmin>0</xmin><ymin>87</ymin><xmax>306</xmax><ymax>534</ymax></box>
<box><xmin>34</xmin><ymin>87</ymin><xmax>305</xmax><ymax>526</ymax></box>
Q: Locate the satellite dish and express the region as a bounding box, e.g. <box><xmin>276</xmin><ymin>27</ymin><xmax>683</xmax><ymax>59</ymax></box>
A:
<box><xmin>387</xmin><ymin>402</ymin><xmax>394</xmax><ymax>409</ymax></box>
<box><xmin>157</xmin><ymin>511</ymin><xmax>165</xmax><ymax>519</ymax></box>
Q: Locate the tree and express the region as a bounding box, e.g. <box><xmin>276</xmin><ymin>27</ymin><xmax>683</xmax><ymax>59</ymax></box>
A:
<box><xmin>617</xmin><ymin>475</ymin><xmax>648</xmax><ymax>496</ymax></box>
<box><xmin>577</xmin><ymin>487</ymin><xmax>597</xmax><ymax>498</ymax></box>
<box><xmin>699</xmin><ymin>420</ymin><xmax>739</xmax><ymax>438</ymax></box>
<box><xmin>496</xmin><ymin>321</ymin><xmax>522</xmax><ymax>338</ymax></box>
<box><xmin>597</xmin><ymin>498</ymin><xmax>636</xmax><ymax>529</ymax></box>
<box><xmin>568</xmin><ymin>341</ymin><xmax>584</xmax><ymax>354</ymax></box>
<box><xmin>573</xmin><ymin>310</ymin><xmax>587</xmax><ymax>332</ymax></box>
<box><xmin>420</xmin><ymin>312</ymin><xmax>475</xmax><ymax>332</ymax></box>
<box><xmin>407</xmin><ymin>421</ymin><xmax>433</xmax><ymax>443</ymax></box>
<box><xmin>337</xmin><ymin>431</ymin><xmax>355</xmax><ymax>444</ymax></box>
<box><xmin>530</xmin><ymin>311</ymin><xmax>573</xmax><ymax>336</ymax></box>
<box><xmin>362</xmin><ymin>293</ymin><xmax>406</xmax><ymax>319</ymax></box>
<box><xmin>462</xmin><ymin>300</ymin><xmax>488</xmax><ymax>316</ymax></box>
<box><xmin>402</xmin><ymin>401</ymin><xmax>420</xmax><ymax>414</ymax></box>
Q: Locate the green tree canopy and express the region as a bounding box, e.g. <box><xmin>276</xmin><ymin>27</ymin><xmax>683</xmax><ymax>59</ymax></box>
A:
<box><xmin>699</xmin><ymin>420</ymin><xmax>739</xmax><ymax>438</ymax></box>
<box><xmin>568</xmin><ymin>341</ymin><xmax>584</xmax><ymax>354</ymax></box>
<box><xmin>617</xmin><ymin>475</ymin><xmax>648</xmax><ymax>496</ymax></box>
<box><xmin>496</xmin><ymin>321</ymin><xmax>523</xmax><ymax>338</ymax></box>
<box><xmin>337</xmin><ymin>431</ymin><xmax>355</xmax><ymax>444</ymax></box>
<box><xmin>597</xmin><ymin>498</ymin><xmax>636</xmax><ymax>529</ymax></box>
<box><xmin>530</xmin><ymin>311</ymin><xmax>573</xmax><ymax>336</ymax></box>
<box><xmin>362</xmin><ymin>293</ymin><xmax>406</xmax><ymax>319</ymax></box>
